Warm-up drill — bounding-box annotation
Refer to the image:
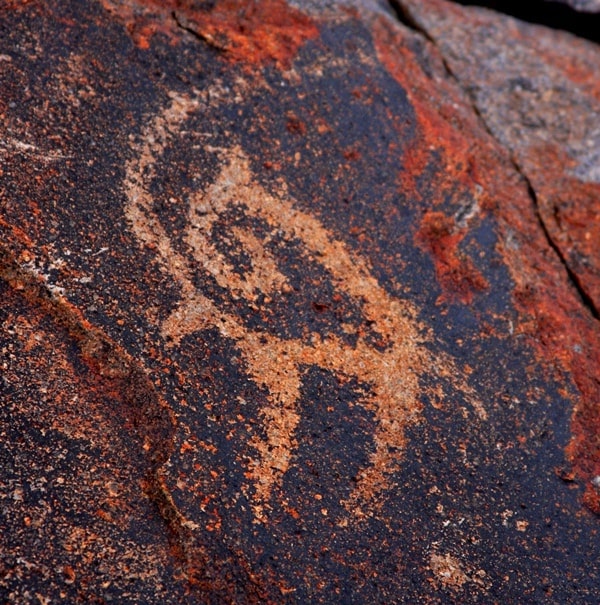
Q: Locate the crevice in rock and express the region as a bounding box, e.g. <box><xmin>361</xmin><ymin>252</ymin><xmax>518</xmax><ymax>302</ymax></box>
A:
<box><xmin>0</xmin><ymin>242</ymin><xmax>268</xmax><ymax>600</ymax></box>
<box><xmin>0</xmin><ymin>243</ymin><xmax>194</xmax><ymax>583</ymax></box>
<box><xmin>388</xmin><ymin>0</ymin><xmax>600</xmax><ymax>321</ymax></box>
<box><xmin>519</xmin><ymin>175</ymin><xmax>600</xmax><ymax>320</ymax></box>
<box><xmin>450</xmin><ymin>0</ymin><xmax>600</xmax><ymax>45</ymax></box>
<box><xmin>386</xmin><ymin>0</ymin><xmax>438</xmax><ymax>44</ymax></box>
<box><xmin>171</xmin><ymin>9</ymin><xmax>228</xmax><ymax>52</ymax></box>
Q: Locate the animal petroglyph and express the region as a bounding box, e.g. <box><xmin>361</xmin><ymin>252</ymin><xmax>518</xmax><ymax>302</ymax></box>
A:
<box><xmin>124</xmin><ymin>92</ymin><xmax>485</xmax><ymax>521</ymax></box>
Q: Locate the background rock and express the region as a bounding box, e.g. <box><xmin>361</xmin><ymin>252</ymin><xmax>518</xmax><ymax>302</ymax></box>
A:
<box><xmin>398</xmin><ymin>0</ymin><xmax>600</xmax><ymax>517</ymax></box>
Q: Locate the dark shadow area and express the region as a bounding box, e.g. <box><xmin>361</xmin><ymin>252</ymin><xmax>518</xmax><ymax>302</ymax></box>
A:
<box><xmin>453</xmin><ymin>0</ymin><xmax>600</xmax><ymax>44</ymax></box>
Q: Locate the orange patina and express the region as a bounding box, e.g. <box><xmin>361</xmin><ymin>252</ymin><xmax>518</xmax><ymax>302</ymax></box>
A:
<box><xmin>415</xmin><ymin>210</ymin><xmax>488</xmax><ymax>305</ymax></box>
<box><xmin>100</xmin><ymin>0</ymin><xmax>318</xmax><ymax>68</ymax></box>
<box><xmin>372</xmin><ymin>13</ymin><xmax>600</xmax><ymax>513</ymax></box>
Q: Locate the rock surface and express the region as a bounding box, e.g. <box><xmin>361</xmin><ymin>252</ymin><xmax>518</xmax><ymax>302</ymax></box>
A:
<box><xmin>1</xmin><ymin>0</ymin><xmax>599</xmax><ymax>603</ymax></box>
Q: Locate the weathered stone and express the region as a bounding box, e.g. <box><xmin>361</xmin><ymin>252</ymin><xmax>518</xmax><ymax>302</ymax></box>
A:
<box><xmin>398</xmin><ymin>0</ymin><xmax>600</xmax><ymax>518</ymax></box>
<box><xmin>0</xmin><ymin>256</ymin><xmax>183</xmax><ymax>603</ymax></box>
<box><xmin>1</xmin><ymin>0</ymin><xmax>599</xmax><ymax>602</ymax></box>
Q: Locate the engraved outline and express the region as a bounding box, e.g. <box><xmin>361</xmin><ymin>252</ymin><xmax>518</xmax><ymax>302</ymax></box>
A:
<box><xmin>124</xmin><ymin>92</ymin><xmax>485</xmax><ymax>521</ymax></box>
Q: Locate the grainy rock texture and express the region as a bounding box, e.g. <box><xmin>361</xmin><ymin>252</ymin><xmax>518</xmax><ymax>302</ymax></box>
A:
<box><xmin>398</xmin><ymin>0</ymin><xmax>600</xmax><ymax>519</ymax></box>
<box><xmin>0</xmin><ymin>0</ymin><xmax>599</xmax><ymax>603</ymax></box>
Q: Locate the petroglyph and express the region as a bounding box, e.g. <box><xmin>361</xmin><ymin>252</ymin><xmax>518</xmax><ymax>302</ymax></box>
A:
<box><xmin>124</xmin><ymin>92</ymin><xmax>485</xmax><ymax>521</ymax></box>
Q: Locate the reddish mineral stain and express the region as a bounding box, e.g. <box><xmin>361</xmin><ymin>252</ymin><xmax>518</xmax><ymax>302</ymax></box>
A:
<box><xmin>372</xmin><ymin>12</ymin><xmax>600</xmax><ymax>513</ymax></box>
<box><xmin>100</xmin><ymin>0</ymin><xmax>318</xmax><ymax>68</ymax></box>
<box><xmin>415</xmin><ymin>211</ymin><xmax>488</xmax><ymax>305</ymax></box>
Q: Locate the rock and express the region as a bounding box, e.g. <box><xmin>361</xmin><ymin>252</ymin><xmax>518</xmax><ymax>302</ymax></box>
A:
<box><xmin>1</xmin><ymin>0</ymin><xmax>598</xmax><ymax>602</ymax></box>
<box><xmin>398</xmin><ymin>0</ymin><xmax>600</xmax><ymax>517</ymax></box>
<box><xmin>398</xmin><ymin>0</ymin><xmax>600</xmax><ymax>302</ymax></box>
